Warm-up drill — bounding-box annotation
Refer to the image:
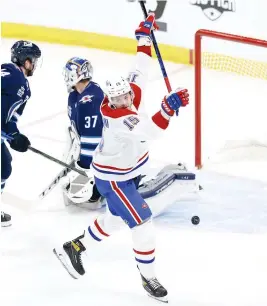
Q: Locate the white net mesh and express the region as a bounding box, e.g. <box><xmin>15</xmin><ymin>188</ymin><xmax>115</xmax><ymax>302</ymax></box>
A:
<box><xmin>200</xmin><ymin>36</ymin><xmax>267</xmax><ymax>170</ymax></box>
<box><xmin>202</xmin><ymin>52</ymin><xmax>267</xmax><ymax>80</ymax></box>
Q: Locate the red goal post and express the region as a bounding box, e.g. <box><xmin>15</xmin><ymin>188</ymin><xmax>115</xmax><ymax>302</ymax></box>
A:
<box><xmin>194</xmin><ymin>29</ymin><xmax>267</xmax><ymax>169</ymax></box>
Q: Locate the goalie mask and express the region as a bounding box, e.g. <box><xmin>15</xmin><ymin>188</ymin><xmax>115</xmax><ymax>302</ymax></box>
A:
<box><xmin>62</xmin><ymin>172</ymin><xmax>94</xmax><ymax>204</ymax></box>
<box><xmin>106</xmin><ymin>76</ymin><xmax>134</xmax><ymax>109</ymax></box>
<box><xmin>63</xmin><ymin>57</ymin><xmax>93</xmax><ymax>93</ymax></box>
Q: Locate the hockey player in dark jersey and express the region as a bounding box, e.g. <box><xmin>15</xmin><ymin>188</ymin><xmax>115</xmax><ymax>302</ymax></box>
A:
<box><xmin>1</xmin><ymin>40</ymin><xmax>41</xmax><ymax>226</ymax></box>
<box><xmin>61</xmin><ymin>57</ymin><xmax>105</xmax><ymax>208</ymax></box>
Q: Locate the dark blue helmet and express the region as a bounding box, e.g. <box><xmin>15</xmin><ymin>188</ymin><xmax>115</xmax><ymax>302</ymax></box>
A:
<box><xmin>11</xmin><ymin>40</ymin><xmax>41</xmax><ymax>67</ymax></box>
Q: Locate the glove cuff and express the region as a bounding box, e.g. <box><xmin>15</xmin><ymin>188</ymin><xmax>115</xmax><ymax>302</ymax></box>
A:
<box><xmin>138</xmin><ymin>36</ymin><xmax>152</xmax><ymax>47</ymax></box>
<box><xmin>160</xmin><ymin>108</ymin><xmax>172</xmax><ymax>120</ymax></box>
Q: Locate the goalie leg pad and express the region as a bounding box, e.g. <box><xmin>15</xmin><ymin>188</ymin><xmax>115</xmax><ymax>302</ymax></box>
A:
<box><xmin>138</xmin><ymin>163</ymin><xmax>197</xmax><ymax>199</ymax></box>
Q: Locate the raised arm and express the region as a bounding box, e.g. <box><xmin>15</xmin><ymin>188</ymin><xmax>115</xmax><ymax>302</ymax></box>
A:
<box><xmin>105</xmin><ymin>87</ymin><xmax>189</xmax><ymax>141</ymax></box>
<box><xmin>128</xmin><ymin>13</ymin><xmax>159</xmax><ymax>110</ymax></box>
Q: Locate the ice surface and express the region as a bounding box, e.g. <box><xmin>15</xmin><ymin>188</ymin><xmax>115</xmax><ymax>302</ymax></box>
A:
<box><xmin>1</xmin><ymin>39</ymin><xmax>267</xmax><ymax>306</ymax></box>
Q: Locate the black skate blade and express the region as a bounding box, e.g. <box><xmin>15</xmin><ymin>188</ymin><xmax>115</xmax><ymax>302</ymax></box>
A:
<box><xmin>53</xmin><ymin>248</ymin><xmax>80</xmax><ymax>280</ymax></box>
<box><xmin>147</xmin><ymin>293</ymin><xmax>168</xmax><ymax>303</ymax></box>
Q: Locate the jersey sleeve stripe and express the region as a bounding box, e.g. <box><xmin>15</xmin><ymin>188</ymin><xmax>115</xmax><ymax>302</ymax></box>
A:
<box><xmin>152</xmin><ymin>111</ymin><xmax>169</xmax><ymax>130</ymax></box>
<box><xmin>80</xmin><ymin>136</ymin><xmax>102</xmax><ymax>144</ymax></box>
<box><xmin>7</xmin><ymin>99</ymin><xmax>23</xmax><ymax>123</ymax></box>
<box><xmin>80</xmin><ymin>149</ymin><xmax>95</xmax><ymax>157</ymax></box>
<box><xmin>81</xmin><ymin>143</ymin><xmax>98</xmax><ymax>151</ymax></box>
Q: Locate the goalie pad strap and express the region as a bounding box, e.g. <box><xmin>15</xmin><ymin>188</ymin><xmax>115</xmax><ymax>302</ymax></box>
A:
<box><xmin>138</xmin><ymin>171</ymin><xmax>195</xmax><ymax>199</ymax></box>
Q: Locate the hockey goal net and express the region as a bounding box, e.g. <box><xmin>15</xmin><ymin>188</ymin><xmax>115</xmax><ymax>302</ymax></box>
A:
<box><xmin>194</xmin><ymin>29</ymin><xmax>267</xmax><ymax>171</ymax></box>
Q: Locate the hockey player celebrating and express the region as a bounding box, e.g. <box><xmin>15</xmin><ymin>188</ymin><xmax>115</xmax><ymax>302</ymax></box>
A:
<box><xmin>53</xmin><ymin>14</ymin><xmax>189</xmax><ymax>303</ymax></box>
<box><xmin>61</xmin><ymin>58</ymin><xmax>196</xmax><ymax>214</ymax></box>
<box><xmin>1</xmin><ymin>40</ymin><xmax>41</xmax><ymax>227</ymax></box>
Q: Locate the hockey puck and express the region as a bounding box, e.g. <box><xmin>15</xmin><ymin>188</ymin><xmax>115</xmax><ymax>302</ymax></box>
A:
<box><xmin>191</xmin><ymin>215</ymin><xmax>200</xmax><ymax>225</ymax></box>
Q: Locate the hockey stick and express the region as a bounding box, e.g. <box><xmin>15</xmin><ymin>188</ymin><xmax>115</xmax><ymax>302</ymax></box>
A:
<box><xmin>28</xmin><ymin>146</ymin><xmax>86</xmax><ymax>176</ymax></box>
<box><xmin>139</xmin><ymin>0</ymin><xmax>172</xmax><ymax>93</ymax></box>
<box><xmin>38</xmin><ymin>166</ymin><xmax>72</xmax><ymax>199</ymax></box>
<box><xmin>2</xmin><ymin>133</ymin><xmax>86</xmax><ymax>177</ymax></box>
<box><xmin>38</xmin><ymin>127</ymin><xmax>77</xmax><ymax>199</ymax></box>
<box><xmin>138</xmin><ymin>7</ymin><xmax>204</xmax><ymax>189</ymax></box>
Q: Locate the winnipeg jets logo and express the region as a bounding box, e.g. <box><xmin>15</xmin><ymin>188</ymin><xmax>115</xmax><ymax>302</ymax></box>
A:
<box><xmin>79</xmin><ymin>95</ymin><xmax>94</xmax><ymax>104</ymax></box>
<box><xmin>190</xmin><ymin>0</ymin><xmax>236</xmax><ymax>21</ymax></box>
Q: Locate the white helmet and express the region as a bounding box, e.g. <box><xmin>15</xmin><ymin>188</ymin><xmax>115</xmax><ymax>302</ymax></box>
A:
<box><xmin>63</xmin><ymin>57</ymin><xmax>93</xmax><ymax>93</ymax></box>
<box><xmin>106</xmin><ymin>76</ymin><xmax>133</xmax><ymax>108</ymax></box>
<box><xmin>62</xmin><ymin>171</ymin><xmax>94</xmax><ymax>204</ymax></box>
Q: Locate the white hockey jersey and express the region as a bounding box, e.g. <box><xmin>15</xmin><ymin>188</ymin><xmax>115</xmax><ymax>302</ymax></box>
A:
<box><xmin>91</xmin><ymin>45</ymin><xmax>170</xmax><ymax>182</ymax></box>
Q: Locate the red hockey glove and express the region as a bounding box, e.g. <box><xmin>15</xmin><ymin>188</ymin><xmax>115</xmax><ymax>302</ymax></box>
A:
<box><xmin>135</xmin><ymin>13</ymin><xmax>159</xmax><ymax>41</ymax></box>
<box><xmin>161</xmin><ymin>88</ymin><xmax>189</xmax><ymax>117</ymax></box>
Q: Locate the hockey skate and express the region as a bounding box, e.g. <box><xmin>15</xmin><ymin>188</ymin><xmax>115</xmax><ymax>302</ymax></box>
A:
<box><xmin>1</xmin><ymin>211</ymin><xmax>11</xmax><ymax>227</ymax></box>
<box><xmin>140</xmin><ymin>273</ymin><xmax>168</xmax><ymax>303</ymax></box>
<box><xmin>53</xmin><ymin>233</ymin><xmax>86</xmax><ymax>279</ymax></box>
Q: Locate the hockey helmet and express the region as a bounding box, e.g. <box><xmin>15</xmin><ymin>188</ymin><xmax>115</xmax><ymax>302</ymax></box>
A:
<box><xmin>11</xmin><ymin>40</ymin><xmax>41</xmax><ymax>75</ymax></box>
<box><xmin>63</xmin><ymin>57</ymin><xmax>93</xmax><ymax>93</ymax></box>
<box><xmin>106</xmin><ymin>76</ymin><xmax>133</xmax><ymax>108</ymax></box>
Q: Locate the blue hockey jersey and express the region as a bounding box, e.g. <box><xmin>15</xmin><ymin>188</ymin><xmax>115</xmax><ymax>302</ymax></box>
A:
<box><xmin>68</xmin><ymin>81</ymin><xmax>105</xmax><ymax>169</ymax></box>
<box><xmin>1</xmin><ymin>63</ymin><xmax>31</xmax><ymax>141</ymax></box>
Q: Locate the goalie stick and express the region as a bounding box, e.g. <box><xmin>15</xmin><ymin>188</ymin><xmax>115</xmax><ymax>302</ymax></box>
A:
<box><xmin>38</xmin><ymin>166</ymin><xmax>72</xmax><ymax>199</ymax></box>
<box><xmin>38</xmin><ymin>126</ymin><xmax>80</xmax><ymax>199</ymax></box>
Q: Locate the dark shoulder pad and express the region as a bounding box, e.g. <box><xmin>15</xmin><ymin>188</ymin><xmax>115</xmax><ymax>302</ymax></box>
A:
<box><xmin>1</xmin><ymin>63</ymin><xmax>25</xmax><ymax>91</ymax></box>
<box><xmin>1</xmin><ymin>63</ymin><xmax>22</xmax><ymax>76</ymax></box>
<box><xmin>88</xmin><ymin>82</ymin><xmax>105</xmax><ymax>98</ymax></box>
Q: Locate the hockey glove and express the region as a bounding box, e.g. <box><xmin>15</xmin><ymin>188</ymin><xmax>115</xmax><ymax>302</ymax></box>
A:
<box><xmin>135</xmin><ymin>13</ymin><xmax>159</xmax><ymax>41</ymax></box>
<box><xmin>161</xmin><ymin>88</ymin><xmax>189</xmax><ymax>118</ymax></box>
<box><xmin>10</xmin><ymin>133</ymin><xmax>31</xmax><ymax>152</ymax></box>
